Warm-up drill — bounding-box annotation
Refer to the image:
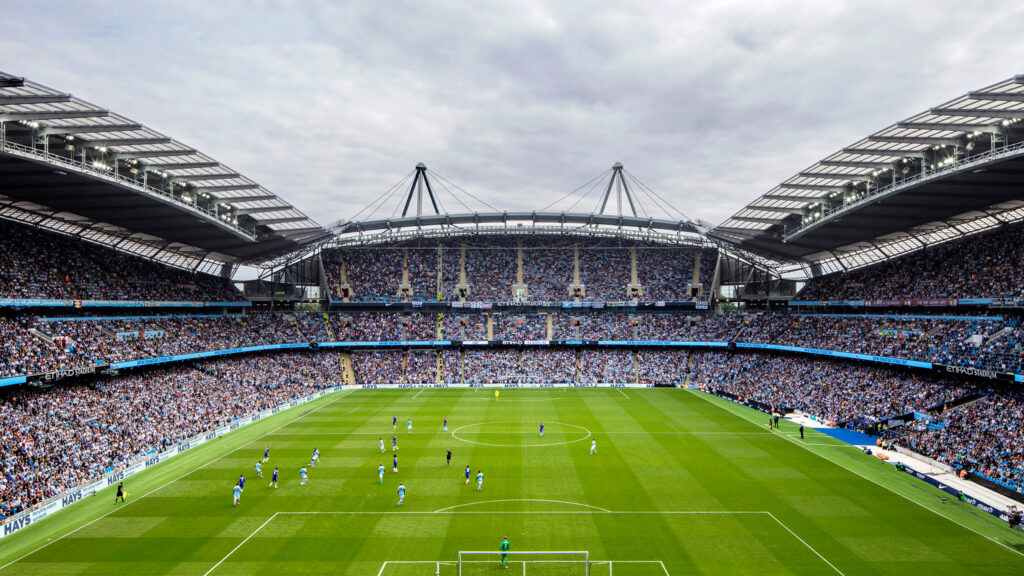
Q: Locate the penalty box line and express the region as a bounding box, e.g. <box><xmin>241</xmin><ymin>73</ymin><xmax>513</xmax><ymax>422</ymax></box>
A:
<box><xmin>204</xmin><ymin>510</ymin><xmax>842</xmax><ymax>576</ymax></box>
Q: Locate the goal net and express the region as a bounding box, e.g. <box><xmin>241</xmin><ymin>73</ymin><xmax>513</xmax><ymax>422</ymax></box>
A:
<box><xmin>457</xmin><ymin>551</ymin><xmax>589</xmax><ymax>575</ymax></box>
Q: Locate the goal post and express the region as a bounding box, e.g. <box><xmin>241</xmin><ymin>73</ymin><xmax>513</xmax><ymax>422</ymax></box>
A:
<box><xmin>457</xmin><ymin>550</ymin><xmax>589</xmax><ymax>575</ymax></box>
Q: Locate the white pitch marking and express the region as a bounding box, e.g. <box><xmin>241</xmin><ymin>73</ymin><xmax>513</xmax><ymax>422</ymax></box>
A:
<box><xmin>767</xmin><ymin>512</ymin><xmax>845</xmax><ymax>575</ymax></box>
<box><xmin>0</xmin><ymin>388</ymin><xmax>359</xmax><ymax>574</ymax></box>
<box><xmin>450</xmin><ymin>420</ymin><xmax>591</xmax><ymax>448</ymax></box>
<box><xmin>434</xmin><ymin>499</ymin><xmax>612</xmax><ymax>513</ymax></box>
<box><xmin>615</xmin><ymin>387</ymin><xmax>629</xmax><ymax>399</ymax></box>
<box><xmin>203</xmin><ymin>513</ymin><xmax>279</xmax><ymax>576</ymax></box>
<box><xmin>412</xmin><ymin>388</ymin><xmax>424</xmax><ymax>399</ymax></box>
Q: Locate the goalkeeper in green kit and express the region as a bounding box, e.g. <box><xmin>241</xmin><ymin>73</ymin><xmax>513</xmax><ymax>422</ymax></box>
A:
<box><xmin>499</xmin><ymin>536</ymin><xmax>510</xmax><ymax>568</ymax></box>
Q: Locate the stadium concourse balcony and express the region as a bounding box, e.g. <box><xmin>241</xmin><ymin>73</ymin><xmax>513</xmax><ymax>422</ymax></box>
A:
<box><xmin>0</xmin><ymin>219</ymin><xmax>242</xmax><ymax>303</ymax></box>
<box><xmin>797</xmin><ymin>222</ymin><xmax>1024</xmax><ymax>301</ymax></box>
<box><xmin>322</xmin><ymin>236</ymin><xmax>713</xmax><ymax>303</ymax></box>
<box><xmin>740</xmin><ymin>314</ymin><xmax>1024</xmax><ymax>374</ymax></box>
<box><xmin>0</xmin><ymin>351</ymin><xmax>341</xmax><ymax>521</ymax></box>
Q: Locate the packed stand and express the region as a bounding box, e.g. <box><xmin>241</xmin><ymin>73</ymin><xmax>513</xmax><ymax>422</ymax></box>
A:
<box><xmin>637</xmin><ymin>245</ymin><xmax>692</xmax><ymax>301</ymax></box>
<box><xmin>351</xmin><ymin>351</ymin><xmax>404</xmax><ymax>384</ymax></box>
<box><xmin>464</xmin><ymin>238</ymin><xmax>517</xmax><ymax>302</ymax></box>
<box><xmin>578</xmin><ymin>349</ymin><xmax>635</xmax><ymax>383</ymax></box>
<box><xmin>442</xmin><ymin>313</ymin><xmax>488</xmax><ymax>340</ymax></box>
<box><xmin>463</xmin><ymin>350</ymin><xmax>521</xmax><ymax>384</ymax></box>
<box><xmin>404</xmin><ymin>350</ymin><xmax>438</xmax><ymax>384</ymax></box>
<box><xmin>798</xmin><ymin>223</ymin><xmax>1024</xmax><ymax>301</ymax></box>
<box><xmin>343</xmin><ymin>248</ymin><xmax>403</xmax><ymax>302</ymax></box>
<box><xmin>898</xmin><ymin>394</ymin><xmax>1024</xmax><ymax>491</ymax></box>
<box><xmin>521</xmin><ymin>349</ymin><xmax>577</xmax><ymax>383</ymax></box>
<box><xmin>442</xmin><ymin>350</ymin><xmax>462</xmax><ymax>384</ymax></box>
<box><xmin>740</xmin><ymin>314</ymin><xmax>1023</xmax><ymax>374</ymax></box>
<box><xmin>692</xmin><ymin>352</ymin><xmax>964</xmax><ymax>425</ymax></box>
<box><xmin>552</xmin><ymin>313</ymin><xmax>634</xmax><ymax>340</ymax></box>
<box><xmin>0</xmin><ymin>219</ymin><xmax>241</xmax><ymax>302</ymax></box>
<box><xmin>294</xmin><ymin>311</ymin><xmax>334</xmax><ymax>342</ymax></box>
<box><xmin>522</xmin><ymin>242</ymin><xmax>573</xmax><ymax>301</ymax></box>
<box><xmin>492</xmin><ymin>314</ymin><xmax>548</xmax><ymax>340</ymax></box>
<box><xmin>0</xmin><ymin>351</ymin><xmax>340</xmax><ymax>520</ymax></box>
<box><xmin>637</xmin><ymin>350</ymin><xmax>689</xmax><ymax>385</ymax></box>
<box><xmin>580</xmin><ymin>247</ymin><xmax>630</xmax><ymax>302</ymax></box>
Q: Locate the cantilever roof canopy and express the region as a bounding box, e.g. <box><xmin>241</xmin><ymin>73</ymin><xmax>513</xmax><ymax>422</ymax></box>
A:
<box><xmin>713</xmin><ymin>75</ymin><xmax>1024</xmax><ymax>277</ymax></box>
<box><xmin>0</xmin><ymin>72</ymin><xmax>328</xmax><ymax>273</ymax></box>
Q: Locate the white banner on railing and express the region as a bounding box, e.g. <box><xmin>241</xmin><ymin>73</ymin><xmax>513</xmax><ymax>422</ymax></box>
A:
<box><xmin>0</xmin><ymin>386</ymin><xmax>345</xmax><ymax>539</ymax></box>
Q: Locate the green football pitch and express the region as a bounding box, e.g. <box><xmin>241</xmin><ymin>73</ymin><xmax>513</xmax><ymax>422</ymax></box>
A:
<box><xmin>2</xmin><ymin>387</ymin><xmax>1023</xmax><ymax>575</ymax></box>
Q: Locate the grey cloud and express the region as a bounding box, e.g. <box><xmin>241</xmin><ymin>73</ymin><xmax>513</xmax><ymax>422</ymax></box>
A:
<box><xmin>1</xmin><ymin>0</ymin><xmax>1024</xmax><ymax>230</ymax></box>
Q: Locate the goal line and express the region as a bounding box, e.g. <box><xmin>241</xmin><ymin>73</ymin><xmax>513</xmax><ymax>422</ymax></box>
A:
<box><xmin>459</xmin><ymin>550</ymin><xmax>589</xmax><ymax>575</ymax></box>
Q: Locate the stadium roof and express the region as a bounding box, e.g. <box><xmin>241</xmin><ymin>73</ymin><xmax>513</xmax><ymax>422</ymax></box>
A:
<box><xmin>0</xmin><ymin>72</ymin><xmax>329</xmax><ymax>274</ymax></box>
<box><xmin>713</xmin><ymin>75</ymin><xmax>1024</xmax><ymax>278</ymax></box>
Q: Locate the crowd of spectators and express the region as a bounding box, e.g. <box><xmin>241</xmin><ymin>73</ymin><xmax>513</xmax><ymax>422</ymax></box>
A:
<box><xmin>579</xmin><ymin>349</ymin><xmax>635</xmax><ymax>383</ymax></box>
<box><xmin>442</xmin><ymin>313</ymin><xmax>489</xmax><ymax>340</ymax></box>
<box><xmin>637</xmin><ymin>245</ymin><xmax>693</xmax><ymax>301</ymax></box>
<box><xmin>442</xmin><ymin>350</ymin><xmax>462</xmax><ymax>383</ymax></box>
<box><xmin>692</xmin><ymin>352</ymin><xmax>964</xmax><ymax>424</ymax></box>
<box><xmin>637</xmin><ymin>351</ymin><xmax>688</xmax><ymax>385</ymax></box>
<box><xmin>740</xmin><ymin>314</ymin><xmax>1024</xmax><ymax>374</ymax></box>
<box><xmin>404</xmin><ymin>350</ymin><xmax>438</xmax><ymax>384</ymax></box>
<box><xmin>350</xmin><ymin>351</ymin><xmax>404</xmax><ymax>384</ymax></box>
<box><xmin>492</xmin><ymin>314</ymin><xmax>548</xmax><ymax>340</ymax></box>
<box><xmin>898</xmin><ymin>394</ymin><xmax>1024</xmax><ymax>491</ymax></box>
<box><xmin>464</xmin><ymin>238</ymin><xmax>518</xmax><ymax>302</ymax></box>
<box><xmin>322</xmin><ymin>235</ymin><xmax>714</xmax><ymax>303</ymax></box>
<box><xmin>552</xmin><ymin>313</ymin><xmax>634</xmax><ymax>340</ymax></box>
<box><xmin>1</xmin><ymin>314</ymin><xmax>307</xmax><ymax>377</ymax></box>
<box><xmin>798</xmin><ymin>223</ymin><xmax>1024</xmax><ymax>301</ymax></box>
<box><xmin>521</xmin><ymin>349</ymin><xmax>577</xmax><ymax>383</ymax></box>
<box><xmin>0</xmin><ymin>351</ymin><xmax>340</xmax><ymax>521</ymax></box>
<box><xmin>579</xmin><ymin>247</ymin><xmax>631</xmax><ymax>302</ymax></box>
<box><xmin>462</xmin><ymin>350</ymin><xmax>521</xmax><ymax>384</ymax></box>
<box><xmin>522</xmin><ymin>242</ymin><xmax>574</xmax><ymax>302</ymax></box>
<box><xmin>0</xmin><ymin>220</ymin><xmax>241</xmax><ymax>302</ymax></box>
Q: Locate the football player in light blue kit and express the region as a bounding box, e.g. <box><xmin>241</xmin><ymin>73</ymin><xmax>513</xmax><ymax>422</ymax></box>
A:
<box><xmin>233</xmin><ymin>483</ymin><xmax>241</xmax><ymax>507</ymax></box>
<box><xmin>407</xmin><ymin>419</ymin><xmax>412</xmax><ymax>433</ymax></box>
<box><xmin>590</xmin><ymin>439</ymin><xmax>597</xmax><ymax>455</ymax></box>
<box><xmin>379</xmin><ymin>437</ymin><xmax>385</xmax><ymax>453</ymax></box>
<box><xmin>378</xmin><ymin>464</ymin><xmax>385</xmax><ymax>484</ymax></box>
<box><xmin>300</xmin><ymin>466</ymin><xmax>308</xmax><ymax>485</ymax></box>
<box><xmin>397</xmin><ymin>482</ymin><xmax>405</xmax><ymax>506</ymax></box>
<box><xmin>311</xmin><ymin>447</ymin><xmax>319</xmax><ymax>467</ymax></box>
<box><xmin>255</xmin><ymin>461</ymin><xmax>262</xmax><ymax>478</ymax></box>
<box><xmin>476</xmin><ymin>470</ymin><xmax>484</xmax><ymax>491</ymax></box>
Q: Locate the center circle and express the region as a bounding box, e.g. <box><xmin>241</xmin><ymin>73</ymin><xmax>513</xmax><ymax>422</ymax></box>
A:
<box><xmin>451</xmin><ymin>421</ymin><xmax>591</xmax><ymax>447</ymax></box>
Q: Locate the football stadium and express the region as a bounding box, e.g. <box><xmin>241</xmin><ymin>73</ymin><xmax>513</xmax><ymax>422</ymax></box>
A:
<box><xmin>4</xmin><ymin>15</ymin><xmax>1024</xmax><ymax>576</ymax></box>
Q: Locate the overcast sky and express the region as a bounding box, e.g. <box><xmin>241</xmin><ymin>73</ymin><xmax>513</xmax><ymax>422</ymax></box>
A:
<box><xmin>3</xmin><ymin>0</ymin><xmax>1024</xmax><ymax>228</ymax></box>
